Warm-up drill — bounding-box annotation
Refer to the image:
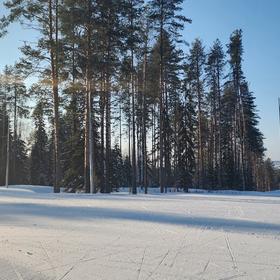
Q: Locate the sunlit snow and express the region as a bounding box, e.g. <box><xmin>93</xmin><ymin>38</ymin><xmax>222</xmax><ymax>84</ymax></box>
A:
<box><xmin>0</xmin><ymin>186</ymin><xmax>279</xmax><ymax>279</ymax></box>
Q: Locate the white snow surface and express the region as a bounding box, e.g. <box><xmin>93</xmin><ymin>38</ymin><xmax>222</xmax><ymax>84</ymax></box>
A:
<box><xmin>0</xmin><ymin>185</ymin><xmax>280</xmax><ymax>280</ymax></box>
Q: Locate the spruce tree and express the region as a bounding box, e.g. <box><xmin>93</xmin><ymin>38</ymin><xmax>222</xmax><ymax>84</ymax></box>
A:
<box><xmin>227</xmin><ymin>29</ymin><xmax>265</xmax><ymax>191</ymax></box>
<box><xmin>60</xmin><ymin>93</ymin><xmax>84</xmax><ymax>191</ymax></box>
<box><xmin>30</xmin><ymin>101</ymin><xmax>50</xmax><ymax>186</ymax></box>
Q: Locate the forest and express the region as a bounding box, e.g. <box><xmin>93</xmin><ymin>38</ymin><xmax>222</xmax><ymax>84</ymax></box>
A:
<box><xmin>0</xmin><ymin>0</ymin><xmax>278</xmax><ymax>193</ymax></box>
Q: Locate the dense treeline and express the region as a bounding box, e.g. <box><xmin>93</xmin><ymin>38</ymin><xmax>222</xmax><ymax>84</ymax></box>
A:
<box><xmin>0</xmin><ymin>0</ymin><xmax>278</xmax><ymax>192</ymax></box>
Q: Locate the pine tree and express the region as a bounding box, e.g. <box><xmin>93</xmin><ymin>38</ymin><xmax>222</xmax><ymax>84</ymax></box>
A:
<box><xmin>1</xmin><ymin>3</ymin><xmax>270</xmax><ymax>194</ymax></box>
<box><xmin>137</xmin><ymin>7</ymin><xmax>152</xmax><ymax>194</ymax></box>
<box><xmin>3</xmin><ymin>0</ymin><xmax>62</xmax><ymax>192</ymax></box>
<box><xmin>148</xmin><ymin>0</ymin><xmax>191</xmax><ymax>192</ymax></box>
<box><xmin>98</xmin><ymin>0</ymin><xmax>124</xmax><ymax>193</ymax></box>
<box><xmin>205</xmin><ymin>39</ymin><xmax>225</xmax><ymax>188</ymax></box>
<box><xmin>2</xmin><ymin>66</ymin><xmax>29</xmax><ymax>183</ymax></box>
<box><xmin>0</xmin><ymin>66</ymin><xmax>29</xmax><ymax>185</ymax></box>
<box><xmin>121</xmin><ymin>0</ymin><xmax>145</xmax><ymax>194</ymax></box>
<box><xmin>187</xmin><ymin>39</ymin><xmax>206</xmax><ymax>188</ymax></box>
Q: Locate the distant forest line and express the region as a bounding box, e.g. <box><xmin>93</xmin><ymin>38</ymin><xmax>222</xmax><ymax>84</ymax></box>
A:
<box><xmin>0</xmin><ymin>0</ymin><xmax>279</xmax><ymax>193</ymax></box>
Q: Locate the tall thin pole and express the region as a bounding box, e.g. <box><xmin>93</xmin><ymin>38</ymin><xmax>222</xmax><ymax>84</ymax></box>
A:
<box><xmin>5</xmin><ymin>116</ymin><xmax>9</xmax><ymax>188</ymax></box>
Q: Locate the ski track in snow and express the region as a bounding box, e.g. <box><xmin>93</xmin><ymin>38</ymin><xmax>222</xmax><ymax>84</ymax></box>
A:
<box><xmin>0</xmin><ymin>185</ymin><xmax>280</xmax><ymax>279</ymax></box>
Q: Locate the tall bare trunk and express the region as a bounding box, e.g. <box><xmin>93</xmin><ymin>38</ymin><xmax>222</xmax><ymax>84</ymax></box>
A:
<box><xmin>12</xmin><ymin>84</ymin><xmax>17</xmax><ymax>181</ymax></box>
<box><xmin>239</xmin><ymin>91</ymin><xmax>246</xmax><ymax>191</ymax></box>
<box><xmin>131</xmin><ymin>52</ymin><xmax>137</xmax><ymax>194</ymax></box>
<box><xmin>159</xmin><ymin>13</ymin><xmax>164</xmax><ymax>193</ymax></box>
<box><xmin>143</xmin><ymin>48</ymin><xmax>148</xmax><ymax>194</ymax></box>
<box><xmin>197</xmin><ymin>61</ymin><xmax>203</xmax><ymax>189</ymax></box>
<box><xmin>84</xmin><ymin>0</ymin><xmax>95</xmax><ymax>193</ymax></box>
<box><xmin>88</xmin><ymin>76</ymin><xmax>95</xmax><ymax>193</ymax></box>
<box><xmin>5</xmin><ymin>115</ymin><xmax>9</xmax><ymax>188</ymax></box>
<box><xmin>217</xmin><ymin>71</ymin><xmax>222</xmax><ymax>188</ymax></box>
<box><xmin>119</xmin><ymin>104</ymin><xmax>122</xmax><ymax>154</ymax></box>
<box><xmin>105</xmin><ymin>74</ymin><xmax>111</xmax><ymax>193</ymax></box>
<box><xmin>49</xmin><ymin>0</ymin><xmax>60</xmax><ymax>193</ymax></box>
<box><xmin>100</xmin><ymin>76</ymin><xmax>105</xmax><ymax>193</ymax></box>
<box><xmin>84</xmin><ymin>87</ymin><xmax>89</xmax><ymax>192</ymax></box>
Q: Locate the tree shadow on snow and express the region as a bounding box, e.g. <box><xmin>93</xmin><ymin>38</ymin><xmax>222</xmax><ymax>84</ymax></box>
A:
<box><xmin>1</xmin><ymin>202</ymin><xmax>280</xmax><ymax>235</ymax></box>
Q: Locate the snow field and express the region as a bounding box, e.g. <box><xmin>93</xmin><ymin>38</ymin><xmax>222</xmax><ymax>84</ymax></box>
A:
<box><xmin>0</xmin><ymin>186</ymin><xmax>279</xmax><ymax>279</ymax></box>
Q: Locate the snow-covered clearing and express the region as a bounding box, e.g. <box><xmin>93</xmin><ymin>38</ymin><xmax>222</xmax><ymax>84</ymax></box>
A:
<box><xmin>0</xmin><ymin>186</ymin><xmax>280</xmax><ymax>280</ymax></box>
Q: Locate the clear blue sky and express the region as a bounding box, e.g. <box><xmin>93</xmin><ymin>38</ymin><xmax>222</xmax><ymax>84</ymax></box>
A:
<box><xmin>184</xmin><ymin>0</ymin><xmax>280</xmax><ymax>160</ymax></box>
<box><xmin>0</xmin><ymin>0</ymin><xmax>279</xmax><ymax>159</ymax></box>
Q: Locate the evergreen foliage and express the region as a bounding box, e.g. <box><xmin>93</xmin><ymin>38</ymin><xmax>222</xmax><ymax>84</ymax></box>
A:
<box><xmin>0</xmin><ymin>1</ymin><xmax>276</xmax><ymax>192</ymax></box>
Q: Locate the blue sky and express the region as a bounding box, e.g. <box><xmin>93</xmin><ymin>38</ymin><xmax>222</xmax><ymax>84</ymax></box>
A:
<box><xmin>0</xmin><ymin>0</ymin><xmax>279</xmax><ymax>159</ymax></box>
<box><xmin>185</xmin><ymin>0</ymin><xmax>280</xmax><ymax>160</ymax></box>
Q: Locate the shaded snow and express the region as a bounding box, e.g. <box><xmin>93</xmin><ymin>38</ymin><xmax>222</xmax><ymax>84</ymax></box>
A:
<box><xmin>0</xmin><ymin>185</ymin><xmax>53</xmax><ymax>194</ymax></box>
<box><xmin>0</xmin><ymin>185</ymin><xmax>280</xmax><ymax>279</ymax></box>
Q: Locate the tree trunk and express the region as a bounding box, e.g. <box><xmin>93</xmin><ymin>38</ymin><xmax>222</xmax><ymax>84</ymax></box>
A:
<box><xmin>217</xmin><ymin>71</ymin><xmax>222</xmax><ymax>188</ymax></box>
<box><xmin>159</xmin><ymin>14</ymin><xmax>164</xmax><ymax>193</ymax></box>
<box><xmin>5</xmin><ymin>115</ymin><xmax>10</xmax><ymax>188</ymax></box>
<box><xmin>105</xmin><ymin>73</ymin><xmax>111</xmax><ymax>193</ymax></box>
<box><xmin>49</xmin><ymin>0</ymin><xmax>60</xmax><ymax>193</ymax></box>
<box><xmin>131</xmin><ymin>53</ymin><xmax>137</xmax><ymax>194</ymax></box>
<box><xmin>12</xmin><ymin>84</ymin><xmax>17</xmax><ymax>182</ymax></box>
<box><xmin>143</xmin><ymin>48</ymin><xmax>148</xmax><ymax>194</ymax></box>
<box><xmin>100</xmin><ymin>74</ymin><xmax>105</xmax><ymax>193</ymax></box>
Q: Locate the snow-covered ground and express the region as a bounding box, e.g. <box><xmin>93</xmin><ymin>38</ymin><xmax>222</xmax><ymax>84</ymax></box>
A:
<box><xmin>0</xmin><ymin>186</ymin><xmax>280</xmax><ymax>279</ymax></box>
